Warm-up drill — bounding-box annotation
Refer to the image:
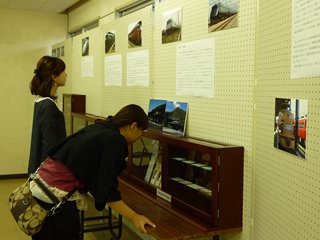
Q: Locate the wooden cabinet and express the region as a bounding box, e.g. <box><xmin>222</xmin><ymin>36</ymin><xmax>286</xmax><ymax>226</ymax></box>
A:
<box><xmin>121</xmin><ymin>129</ymin><xmax>244</xmax><ymax>229</ymax></box>
<box><xmin>62</xmin><ymin>94</ymin><xmax>86</xmax><ymax>135</ymax></box>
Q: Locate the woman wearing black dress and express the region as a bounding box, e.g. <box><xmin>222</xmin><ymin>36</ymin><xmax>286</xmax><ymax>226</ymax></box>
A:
<box><xmin>28</xmin><ymin>56</ymin><xmax>67</xmax><ymax>175</ymax></box>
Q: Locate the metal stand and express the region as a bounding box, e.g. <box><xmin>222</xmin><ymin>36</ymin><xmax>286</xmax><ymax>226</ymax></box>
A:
<box><xmin>79</xmin><ymin>207</ymin><xmax>122</xmax><ymax>240</ymax></box>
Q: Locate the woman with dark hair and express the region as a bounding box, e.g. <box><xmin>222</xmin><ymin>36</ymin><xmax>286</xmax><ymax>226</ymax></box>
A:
<box><xmin>28</xmin><ymin>56</ymin><xmax>67</xmax><ymax>175</ymax></box>
<box><xmin>30</xmin><ymin>104</ymin><xmax>156</xmax><ymax>240</ymax></box>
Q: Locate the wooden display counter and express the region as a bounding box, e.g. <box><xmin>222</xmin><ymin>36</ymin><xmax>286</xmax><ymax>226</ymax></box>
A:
<box><xmin>68</xmin><ymin>111</ymin><xmax>244</xmax><ymax>240</ymax></box>
<box><xmin>119</xmin><ymin>178</ymin><xmax>241</xmax><ymax>240</ymax></box>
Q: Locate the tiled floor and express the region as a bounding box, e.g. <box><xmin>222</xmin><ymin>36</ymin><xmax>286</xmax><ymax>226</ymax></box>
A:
<box><xmin>1</xmin><ymin>178</ymin><xmax>142</xmax><ymax>240</ymax></box>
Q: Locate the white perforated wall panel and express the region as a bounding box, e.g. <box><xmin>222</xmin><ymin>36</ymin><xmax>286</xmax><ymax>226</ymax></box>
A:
<box><xmin>254</xmin><ymin>0</ymin><xmax>320</xmax><ymax>239</ymax></box>
<box><xmin>153</xmin><ymin>1</ymin><xmax>255</xmax><ymax>240</ymax></box>
<box><xmin>100</xmin><ymin>5</ymin><xmax>153</xmax><ymax>117</ymax></box>
<box><xmin>58</xmin><ymin>0</ymin><xmax>256</xmax><ymax>239</ymax></box>
<box><xmin>70</xmin><ymin>27</ymin><xmax>103</xmax><ymax>115</ymax></box>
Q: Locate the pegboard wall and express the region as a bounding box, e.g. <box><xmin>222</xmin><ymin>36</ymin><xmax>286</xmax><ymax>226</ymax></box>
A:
<box><xmin>153</xmin><ymin>1</ymin><xmax>255</xmax><ymax>239</ymax></box>
<box><xmin>254</xmin><ymin>0</ymin><xmax>320</xmax><ymax>240</ymax></box>
<box><xmin>53</xmin><ymin>0</ymin><xmax>257</xmax><ymax>240</ymax></box>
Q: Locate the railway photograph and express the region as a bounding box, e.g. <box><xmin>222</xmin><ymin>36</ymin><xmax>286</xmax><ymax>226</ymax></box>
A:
<box><xmin>147</xmin><ymin>99</ymin><xmax>167</xmax><ymax>131</ymax></box>
<box><xmin>208</xmin><ymin>0</ymin><xmax>239</xmax><ymax>32</ymax></box>
<box><xmin>128</xmin><ymin>21</ymin><xmax>142</xmax><ymax>48</ymax></box>
<box><xmin>105</xmin><ymin>31</ymin><xmax>115</xmax><ymax>53</ymax></box>
<box><xmin>82</xmin><ymin>36</ymin><xmax>89</xmax><ymax>56</ymax></box>
<box><xmin>274</xmin><ymin>98</ymin><xmax>308</xmax><ymax>159</ymax></box>
<box><xmin>162</xmin><ymin>101</ymin><xmax>188</xmax><ymax>136</ymax></box>
<box><xmin>162</xmin><ymin>7</ymin><xmax>182</xmax><ymax>44</ymax></box>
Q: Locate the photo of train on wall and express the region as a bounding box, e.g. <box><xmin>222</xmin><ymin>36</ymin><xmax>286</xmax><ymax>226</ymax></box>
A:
<box><xmin>274</xmin><ymin>98</ymin><xmax>308</xmax><ymax>159</ymax></box>
<box><xmin>128</xmin><ymin>21</ymin><xmax>142</xmax><ymax>48</ymax></box>
<box><xmin>162</xmin><ymin>7</ymin><xmax>182</xmax><ymax>44</ymax></box>
<box><xmin>208</xmin><ymin>0</ymin><xmax>239</xmax><ymax>32</ymax></box>
<box><xmin>105</xmin><ymin>31</ymin><xmax>115</xmax><ymax>53</ymax></box>
<box><xmin>82</xmin><ymin>37</ymin><xmax>89</xmax><ymax>56</ymax></box>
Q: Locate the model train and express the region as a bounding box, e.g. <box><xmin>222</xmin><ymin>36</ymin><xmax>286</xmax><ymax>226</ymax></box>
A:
<box><xmin>209</xmin><ymin>2</ymin><xmax>237</xmax><ymax>25</ymax></box>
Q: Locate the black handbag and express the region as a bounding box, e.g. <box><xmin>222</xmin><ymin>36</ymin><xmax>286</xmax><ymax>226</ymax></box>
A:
<box><xmin>8</xmin><ymin>172</ymin><xmax>75</xmax><ymax>236</ymax></box>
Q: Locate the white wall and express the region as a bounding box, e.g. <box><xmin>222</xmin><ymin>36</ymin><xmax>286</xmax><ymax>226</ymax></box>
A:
<box><xmin>0</xmin><ymin>9</ymin><xmax>67</xmax><ymax>174</ymax></box>
<box><xmin>253</xmin><ymin>1</ymin><xmax>320</xmax><ymax>239</ymax></box>
<box><xmin>4</xmin><ymin>1</ymin><xmax>320</xmax><ymax>240</ymax></box>
<box><xmin>63</xmin><ymin>1</ymin><xmax>255</xmax><ymax>240</ymax></box>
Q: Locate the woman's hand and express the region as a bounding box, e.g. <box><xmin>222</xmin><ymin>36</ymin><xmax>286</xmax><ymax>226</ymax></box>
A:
<box><xmin>132</xmin><ymin>214</ymin><xmax>156</xmax><ymax>233</ymax></box>
<box><xmin>107</xmin><ymin>200</ymin><xmax>156</xmax><ymax>233</ymax></box>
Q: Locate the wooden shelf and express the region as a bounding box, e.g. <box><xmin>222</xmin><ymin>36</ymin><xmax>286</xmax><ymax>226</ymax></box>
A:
<box><xmin>119</xmin><ymin>178</ymin><xmax>241</xmax><ymax>240</ymax></box>
<box><xmin>69</xmin><ymin>112</ymin><xmax>243</xmax><ymax>239</ymax></box>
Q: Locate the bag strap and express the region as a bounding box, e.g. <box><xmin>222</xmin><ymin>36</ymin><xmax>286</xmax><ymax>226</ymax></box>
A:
<box><xmin>31</xmin><ymin>176</ymin><xmax>60</xmax><ymax>205</ymax></box>
<box><xmin>30</xmin><ymin>159</ymin><xmax>77</xmax><ymax>215</ymax></box>
<box><xmin>49</xmin><ymin>188</ymin><xmax>77</xmax><ymax>215</ymax></box>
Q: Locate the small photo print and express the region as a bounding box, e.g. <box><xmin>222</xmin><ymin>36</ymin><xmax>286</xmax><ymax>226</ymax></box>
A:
<box><xmin>147</xmin><ymin>99</ymin><xmax>167</xmax><ymax>131</ymax></box>
<box><xmin>82</xmin><ymin>37</ymin><xmax>89</xmax><ymax>56</ymax></box>
<box><xmin>274</xmin><ymin>98</ymin><xmax>308</xmax><ymax>159</ymax></box>
<box><xmin>163</xmin><ymin>101</ymin><xmax>188</xmax><ymax>136</ymax></box>
<box><xmin>128</xmin><ymin>21</ymin><xmax>142</xmax><ymax>48</ymax></box>
<box><xmin>162</xmin><ymin>7</ymin><xmax>182</xmax><ymax>44</ymax></box>
<box><xmin>208</xmin><ymin>0</ymin><xmax>239</xmax><ymax>33</ymax></box>
<box><xmin>105</xmin><ymin>31</ymin><xmax>115</xmax><ymax>54</ymax></box>
<box><xmin>56</xmin><ymin>47</ymin><xmax>60</xmax><ymax>57</ymax></box>
<box><xmin>61</xmin><ymin>46</ymin><xmax>64</xmax><ymax>57</ymax></box>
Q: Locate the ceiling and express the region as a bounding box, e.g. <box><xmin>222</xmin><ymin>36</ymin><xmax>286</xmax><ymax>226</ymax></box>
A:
<box><xmin>0</xmin><ymin>0</ymin><xmax>82</xmax><ymax>13</ymax></box>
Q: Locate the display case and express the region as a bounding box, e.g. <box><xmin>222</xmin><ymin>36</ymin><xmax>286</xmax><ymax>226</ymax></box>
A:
<box><xmin>62</xmin><ymin>94</ymin><xmax>86</xmax><ymax>135</ymax></box>
<box><xmin>121</xmin><ymin>129</ymin><xmax>244</xmax><ymax>229</ymax></box>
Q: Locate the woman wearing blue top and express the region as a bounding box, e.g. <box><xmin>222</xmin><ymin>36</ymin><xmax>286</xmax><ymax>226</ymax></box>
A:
<box><xmin>28</xmin><ymin>56</ymin><xmax>67</xmax><ymax>175</ymax></box>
